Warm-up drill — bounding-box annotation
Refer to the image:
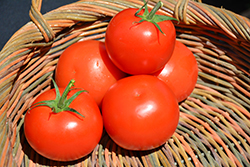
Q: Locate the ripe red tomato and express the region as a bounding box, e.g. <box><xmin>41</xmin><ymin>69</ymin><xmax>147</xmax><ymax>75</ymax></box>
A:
<box><xmin>101</xmin><ymin>75</ymin><xmax>179</xmax><ymax>151</ymax></box>
<box><xmin>24</xmin><ymin>80</ymin><xmax>103</xmax><ymax>161</ymax></box>
<box><xmin>55</xmin><ymin>40</ymin><xmax>127</xmax><ymax>107</ymax></box>
<box><xmin>105</xmin><ymin>6</ymin><xmax>176</xmax><ymax>75</ymax></box>
<box><xmin>153</xmin><ymin>40</ymin><xmax>198</xmax><ymax>102</ymax></box>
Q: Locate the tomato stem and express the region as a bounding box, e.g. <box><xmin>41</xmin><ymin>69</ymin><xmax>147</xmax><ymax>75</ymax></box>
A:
<box><xmin>146</xmin><ymin>1</ymin><xmax>163</xmax><ymax>20</ymax></box>
<box><xmin>30</xmin><ymin>78</ymin><xmax>86</xmax><ymax>117</ymax></box>
<box><xmin>135</xmin><ymin>0</ymin><xmax>178</xmax><ymax>34</ymax></box>
<box><xmin>57</xmin><ymin>79</ymin><xmax>75</xmax><ymax>109</ymax></box>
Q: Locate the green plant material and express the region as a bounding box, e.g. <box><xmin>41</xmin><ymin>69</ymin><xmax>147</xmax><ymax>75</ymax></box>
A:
<box><xmin>135</xmin><ymin>0</ymin><xmax>178</xmax><ymax>34</ymax></box>
<box><xmin>31</xmin><ymin>78</ymin><xmax>87</xmax><ymax>117</ymax></box>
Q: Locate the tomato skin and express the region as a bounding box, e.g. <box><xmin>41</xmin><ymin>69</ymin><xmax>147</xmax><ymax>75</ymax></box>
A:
<box><xmin>55</xmin><ymin>40</ymin><xmax>127</xmax><ymax>107</ymax></box>
<box><xmin>153</xmin><ymin>41</ymin><xmax>198</xmax><ymax>102</ymax></box>
<box><xmin>24</xmin><ymin>88</ymin><xmax>103</xmax><ymax>161</ymax></box>
<box><xmin>105</xmin><ymin>8</ymin><xmax>176</xmax><ymax>75</ymax></box>
<box><xmin>102</xmin><ymin>75</ymin><xmax>179</xmax><ymax>150</ymax></box>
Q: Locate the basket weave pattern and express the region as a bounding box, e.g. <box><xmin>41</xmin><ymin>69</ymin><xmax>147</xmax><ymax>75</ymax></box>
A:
<box><xmin>0</xmin><ymin>0</ymin><xmax>250</xmax><ymax>166</ymax></box>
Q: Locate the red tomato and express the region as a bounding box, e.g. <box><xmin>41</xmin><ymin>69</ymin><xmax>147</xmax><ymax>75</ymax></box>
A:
<box><xmin>102</xmin><ymin>75</ymin><xmax>179</xmax><ymax>151</ymax></box>
<box><xmin>153</xmin><ymin>40</ymin><xmax>198</xmax><ymax>102</ymax></box>
<box><xmin>55</xmin><ymin>40</ymin><xmax>127</xmax><ymax>107</ymax></box>
<box><xmin>105</xmin><ymin>7</ymin><xmax>176</xmax><ymax>75</ymax></box>
<box><xmin>24</xmin><ymin>80</ymin><xmax>103</xmax><ymax>161</ymax></box>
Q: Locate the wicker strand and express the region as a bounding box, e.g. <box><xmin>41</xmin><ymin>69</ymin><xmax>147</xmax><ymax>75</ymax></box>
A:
<box><xmin>29</xmin><ymin>0</ymin><xmax>55</xmax><ymax>42</ymax></box>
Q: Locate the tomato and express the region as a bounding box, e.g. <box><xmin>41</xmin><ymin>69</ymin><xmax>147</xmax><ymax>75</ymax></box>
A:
<box><xmin>105</xmin><ymin>1</ymin><xmax>176</xmax><ymax>75</ymax></box>
<box><xmin>24</xmin><ymin>80</ymin><xmax>103</xmax><ymax>161</ymax></box>
<box><xmin>55</xmin><ymin>40</ymin><xmax>127</xmax><ymax>107</ymax></box>
<box><xmin>101</xmin><ymin>75</ymin><xmax>179</xmax><ymax>151</ymax></box>
<box><xmin>153</xmin><ymin>40</ymin><xmax>198</xmax><ymax>102</ymax></box>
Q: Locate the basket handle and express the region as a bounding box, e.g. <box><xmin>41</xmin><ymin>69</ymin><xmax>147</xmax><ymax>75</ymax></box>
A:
<box><xmin>29</xmin><ymin>0</ymin><xmax>55</xmax><ymax>43</ymax></box>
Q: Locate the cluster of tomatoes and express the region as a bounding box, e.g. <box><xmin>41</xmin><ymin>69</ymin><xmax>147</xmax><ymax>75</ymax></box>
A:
<box><xmin>24</xmin><ymin>1</ymin><xmax>198</xmax><ymax>162</ymax></box>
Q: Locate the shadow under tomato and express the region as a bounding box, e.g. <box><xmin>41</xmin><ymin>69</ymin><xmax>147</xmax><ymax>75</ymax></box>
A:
<box><xmin>20</xmin><ymin>125</ymin><xmax>168</xmax><ymax>166</ymax></box>
<box><xmin>97</xmin><ymin>130</ymin><xmax>167</xmax><ymax>166</ymax></box>
<box><xmin>19</xmin><ymin>124</ymin><xmax>90</xmax><ymax>166</ymax></box>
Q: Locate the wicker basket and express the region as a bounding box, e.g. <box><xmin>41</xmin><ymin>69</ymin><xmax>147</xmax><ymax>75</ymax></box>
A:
<box><xmin>0</xmin><ymin>0</ymin><xmax>250</xmax><ymax>166</ymax></box>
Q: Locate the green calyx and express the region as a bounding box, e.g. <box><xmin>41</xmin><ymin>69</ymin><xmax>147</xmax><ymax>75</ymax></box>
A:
<box><xmin>31</xmin><ymin>78</ymin><xmax>87</xmax><ymax>117</ymax></box>
<box><xmin>135</xmin><ymin>0</ymin><xmax>178</xmax><ymax>34</ymax></box>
